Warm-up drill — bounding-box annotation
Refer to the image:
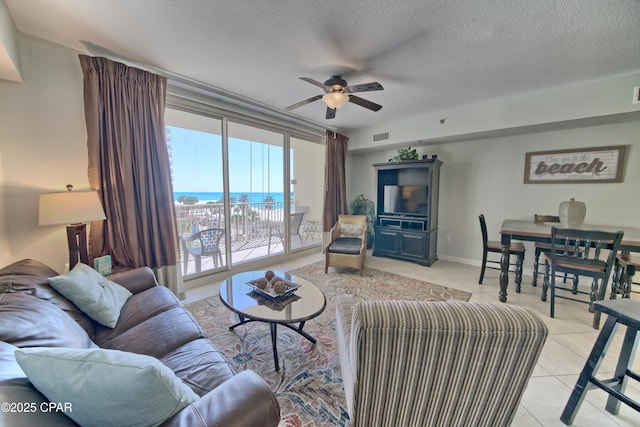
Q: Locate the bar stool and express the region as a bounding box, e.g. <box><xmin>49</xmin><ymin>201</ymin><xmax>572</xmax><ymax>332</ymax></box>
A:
<box><xmin>611</xmin><ymin>254</ymin><xmax>640</xmax><ymax>299</ymax></box>
<box><xmin>560</xmin><ymin>299</ymin><xmax>640</xmax><ymax>425</ymax></box>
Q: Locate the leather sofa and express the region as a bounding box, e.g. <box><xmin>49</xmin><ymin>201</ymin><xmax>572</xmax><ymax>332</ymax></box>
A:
<box><xmin>0</xmin><ymin>258</ymin><xmax>280</xmax><ymax>426</ymax></box>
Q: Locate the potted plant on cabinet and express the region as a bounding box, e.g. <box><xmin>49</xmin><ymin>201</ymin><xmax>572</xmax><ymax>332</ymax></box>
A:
<box><xmin>350</xmin><ymin>194</ymin><xmax>375</xmax><ymax>249</ymax></box>
<box><xmin>390</xmin><ymin>146</ymin><xmax>419</xmax><ymax>162</ymax></box>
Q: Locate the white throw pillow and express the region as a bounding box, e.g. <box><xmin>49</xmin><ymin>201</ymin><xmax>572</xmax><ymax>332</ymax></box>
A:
<box><xmin>48</xmin><ymin>263</ymin><xmax>132</xmax><ymax>328</ymax></box>
<box><xmin>15</xmin><ymin>347</ymin><xmax>199</xmax><ymax>427</ymax></box>
<box><xmin>340</xmin><ymin>223</ymin><xmax>363</xmax><ymax>238</ymax></box>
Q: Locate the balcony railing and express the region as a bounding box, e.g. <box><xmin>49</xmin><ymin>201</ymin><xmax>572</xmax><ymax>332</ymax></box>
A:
<box><xmin>176</xmin><ymin>200</ymin><xmax>289</xmax><ymax>242</ymax></box>
<box><xmin>175</xmin><ymin>201</ymin><xmax>320</xmax><ymax>274</ymax></box>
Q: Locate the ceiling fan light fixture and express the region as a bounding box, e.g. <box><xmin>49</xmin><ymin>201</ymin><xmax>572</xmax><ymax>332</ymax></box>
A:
<box><xmin>323</xmin><ymin>92</ymin><xmax>349</xmax><ymax>109</ymax></box>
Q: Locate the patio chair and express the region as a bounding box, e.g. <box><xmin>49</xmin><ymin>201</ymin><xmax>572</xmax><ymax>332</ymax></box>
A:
<box><xmin>268</xmin><ymin>212</ymin><xmax>305</xmax><ymax>253</ymax></box>
<box><xmin>180</xmin><ymin>228</ymin><xmax>224</xmax><ymax>274</ymax></box>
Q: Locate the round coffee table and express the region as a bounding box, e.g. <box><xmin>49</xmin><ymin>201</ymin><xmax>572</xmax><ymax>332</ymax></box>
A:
<box><xmin>219</xmin><ymin>270</ymin><xmax>326</xmax><ymax>371</ymax></box>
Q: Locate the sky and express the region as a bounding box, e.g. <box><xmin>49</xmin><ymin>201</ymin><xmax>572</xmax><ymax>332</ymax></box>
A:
<box><xmin>167</xmin><ymin>126</ymin><xmax>285</xmax><ymax>193</ymax></box>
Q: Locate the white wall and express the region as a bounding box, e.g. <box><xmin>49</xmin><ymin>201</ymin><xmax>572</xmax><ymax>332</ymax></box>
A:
<box><xmin>347</xmin><ymin>72</ymin><xmax>640</xmax><ymax>152</ymax></box>
<box><xmin>0</xmin><ymin>0</ymin><xmax>22</xmax><ymax>82</ymax></box>
<box><xmin>0</xmin><ymin>145</ymin><xmax>11</xmax><ymax>265</ymax></box>
<box><xmin>0</xmin><ymin>34</ymin><xmax>89</xmax><ymax>272</ymax></box>
<box><xmin>292</xmin><ymin>139</ymin><xmax>325</xmax><ymax>223</ymax></box>
<box><xmin>348</xmin><ymin>125</ymin><xmax>639</xmax><ymax>274</ymax></box>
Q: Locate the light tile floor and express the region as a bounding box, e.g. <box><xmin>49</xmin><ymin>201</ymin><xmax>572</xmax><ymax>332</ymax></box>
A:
<box><xmin>185</xmin><ymin>250</ymin><xmax>640</xmax><ymax>427</ymax></box>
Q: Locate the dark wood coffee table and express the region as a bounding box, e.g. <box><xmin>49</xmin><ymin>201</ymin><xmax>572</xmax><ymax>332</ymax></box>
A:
<box><xmin>219</xmin><ymin>270</ymin><xmax>326</xmax><ymax>371</ymax></box>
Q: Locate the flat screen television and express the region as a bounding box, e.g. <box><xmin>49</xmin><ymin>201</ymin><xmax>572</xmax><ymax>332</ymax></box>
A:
<box><xmin>382</xmin><ymin>185</ymin><xmax>428</xmax><ymax>216</ymax></box>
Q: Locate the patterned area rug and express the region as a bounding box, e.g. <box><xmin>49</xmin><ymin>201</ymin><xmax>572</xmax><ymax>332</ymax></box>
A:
<box><xmin>184</xmin><ymin>261</ymin><xmax>471</xmax><ymax>427</ymax></box>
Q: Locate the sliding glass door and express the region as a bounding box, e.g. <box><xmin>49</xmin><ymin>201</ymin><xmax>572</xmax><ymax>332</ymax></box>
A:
<box><xmin>227</xmin><ymin>121</ymin><xmax>286</xmax><ymax>263</ymax></box>
<box><xmin>165</xmin><ymin>107</ymin><xmax>324</xmax><ymax>278</ymax></box>
<box><xmin>290</xmin><ymin>136</ymin><xmax>325</xmax><ymax>250</ymax></box>
<box><xmin>165</xmin><ymin>109</ymin><xmax>226</xmax><ymax>276</ymax></box>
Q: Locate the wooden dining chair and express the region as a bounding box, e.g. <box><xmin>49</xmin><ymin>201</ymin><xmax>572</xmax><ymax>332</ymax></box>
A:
<box><xmin>532</xmin><ymin>214</ymin><xmax>561</xmax><ymax>286</ymax></box>
<box><xmin>532</xmin><ymin>213</ymin><xmax>579</xmax><ymax>287</ymax></box>
<box><xmin>541</xmin><ymin>227</ymin><xmax>624</xmax><ymax>329</ymax></box>
<box><xmin>611</xmin><ymin>253</ymin><xmax>640</xmax><ymax>299</ymax></box>
<box><xmin>478</xmin><ymin>214</ymin><xmax>526</xmax><ymax>286</ymax></box>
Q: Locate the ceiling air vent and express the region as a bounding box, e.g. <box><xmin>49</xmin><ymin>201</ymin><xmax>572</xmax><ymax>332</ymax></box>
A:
<box><xmin>372</xmin><ymin>132</ymin><xmax>390</xmax><ymax>142</ymax></box>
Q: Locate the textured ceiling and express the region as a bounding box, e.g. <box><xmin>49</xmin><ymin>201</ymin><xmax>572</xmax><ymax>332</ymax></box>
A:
<box><xmin>5</xmin><ymin>0</ymin><xmax>640</xmax><ymax>131</ymax></box>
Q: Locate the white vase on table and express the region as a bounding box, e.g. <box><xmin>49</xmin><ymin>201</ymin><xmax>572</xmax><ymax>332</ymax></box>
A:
<box><xmin>559</xmin><ymin>198</ymin><xmax>586</xmax><ymax>228</ymax></box>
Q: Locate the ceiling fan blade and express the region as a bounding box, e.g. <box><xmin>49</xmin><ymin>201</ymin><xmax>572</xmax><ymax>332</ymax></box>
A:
<box><xmin>326</xmin><ymin>107</ymin><xmax>336</xmax><ymax>119</ymax></box>
<box><xmin>285</xmin><ymin>94</ymin><xmax>323</xmax><ymax>111</ymax></box>
<box><xmin>346</xmin><ymin>82</ymin><xmax>384</xmax><ymax>93</ymax></box>
<box><xmin>349</xmin><ymin>95</ymin><xmax>383</xmax><ymax>112</ymax></box>
<box><xmin>299</xmin><ymin>77</ymin><xmax>327</xmax><ymax>90</ymax></box>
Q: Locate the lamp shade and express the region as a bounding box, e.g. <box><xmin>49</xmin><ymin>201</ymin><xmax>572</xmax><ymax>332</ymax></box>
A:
<box><xmin>323</xmin><ymin>92</ymin><xmax>349</xmax><ymax>109</ymax></box>
<box><xmin>39</xmin><ymin>191</ymin><xmax>106</xmax><ymax>226</ymax></box>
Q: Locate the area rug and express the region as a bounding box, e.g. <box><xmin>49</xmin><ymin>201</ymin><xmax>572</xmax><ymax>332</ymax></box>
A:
<box><xmin>184</xmin><ymin>261</ymin><xmax>471</xmax><ymax>427</ymax></box>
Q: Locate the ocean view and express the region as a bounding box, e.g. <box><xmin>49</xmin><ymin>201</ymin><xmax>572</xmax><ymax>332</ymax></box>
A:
<box><xmin>174</xmin><ymin>191</ymin><xmax>288</xmax><ymax>204</ymax></box>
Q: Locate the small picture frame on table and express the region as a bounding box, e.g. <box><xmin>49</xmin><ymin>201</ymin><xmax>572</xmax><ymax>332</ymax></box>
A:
<box><xmin>93</xmin><ymin>255</ymin><xmax>112</xmax><ymax>276</ymax></box>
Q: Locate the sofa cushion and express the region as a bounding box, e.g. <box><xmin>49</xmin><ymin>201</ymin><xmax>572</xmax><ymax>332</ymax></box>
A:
<box><xmin>48</xmin><ymin>263</ymin><xmax>132</xmax><ymax>328</ymax></box>
<box><xmin>15</xmin><ymin>347</ymin><xmax>199</xmax><ymax>427</ymax></box>
<box><xmin>0</xmin><ymin>258</ymin><xmax>97</xmax><ymax>336</ymax></box>
<box><xmin>0</xmin><ymin>341</ymin><xmax>78</xmax><ymax>426</ymax></box>
<box><xmin>0</xmin><ymin>292</ymin><xmax>95</xmax><ymax>349</ymax></box>
<box><xmin>160</xmin><ymin>338</ymin><xmax>234</xmax><ymax>397</ymax></box>
<box><xmin>93</xmin><ymin>286</ymin><xmax>180</xmax><ymax>344</ymax></box>
<box><xmin>328</xmin><ymin>237</ymin><xmax>363</xmax><ymax>255</ymax></box>
<box><xmin>97</xmin><ymin>307</ymin><xmax>205</xmax><ymax>358</ymax></box>
<box><xmin>0</xmin><ymin>259</ymin><xmax>59</xmax><ymax>293</ymax></box>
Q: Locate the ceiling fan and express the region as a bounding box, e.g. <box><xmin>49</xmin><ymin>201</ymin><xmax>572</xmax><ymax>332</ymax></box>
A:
<box><xmin>285</xmin><ymin>76</ymin><xmax>383</xmax><ymax>119</ymax></box>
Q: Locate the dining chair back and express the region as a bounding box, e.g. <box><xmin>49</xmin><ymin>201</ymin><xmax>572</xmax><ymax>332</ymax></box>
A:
<box><xmin>532</xmin><ymin>214</ymin><xmax>564</xmax><ymax>286</ymax></box>
<box><xmin>180</xmin><ymin>228</ymin><xmax>225</xmax><ymax>274</ymax></box>
<box><xmin>611</xmin><ymin>254</ymin><xmax>640</xmax><ymax>299</ymax></box>
<box><xmin>541</xmin><ymin>227</ymin><xmax>624</xmax><ymax>329</ymax></box>
<box><xmin>478</xmin><ymin>214</ymin><xmax>526</xmax><ymax>287</ymax></box>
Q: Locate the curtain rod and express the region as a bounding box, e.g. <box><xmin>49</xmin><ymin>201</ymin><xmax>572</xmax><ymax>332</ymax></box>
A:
<box><xmin>81</xmin><ymin>42</ymin><xmax>333</xmax><ymax>136</ymax></box>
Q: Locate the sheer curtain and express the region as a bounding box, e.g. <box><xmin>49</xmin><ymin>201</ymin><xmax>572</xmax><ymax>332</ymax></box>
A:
<box><xmin>323</xmin><ymin>130</ymin><xmax>349</xmax><ymax>232</ymax></box>
<box><xmin>79</xmin><ymin>55</ymin><xmax>184</xmax><ymax>299</ymax></box>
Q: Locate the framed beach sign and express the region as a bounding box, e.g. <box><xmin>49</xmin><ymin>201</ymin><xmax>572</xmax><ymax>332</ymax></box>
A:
<box><xmin>524</xmin><ymin>145</ymin><xmax>627</xmax><ymax>184</ymax></box>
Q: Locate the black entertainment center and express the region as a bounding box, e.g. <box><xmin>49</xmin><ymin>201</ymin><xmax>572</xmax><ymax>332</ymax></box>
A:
<box><xmin>372</xmin><ymin>158</ymin><xmax>442</xmax><ymax>266</ymax></box>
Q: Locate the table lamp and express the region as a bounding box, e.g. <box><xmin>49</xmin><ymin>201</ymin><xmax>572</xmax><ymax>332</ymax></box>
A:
<box><xmin>39</xmin><ymin>184</ymin><xmax>107</xmax><ymax>270</ymax></box>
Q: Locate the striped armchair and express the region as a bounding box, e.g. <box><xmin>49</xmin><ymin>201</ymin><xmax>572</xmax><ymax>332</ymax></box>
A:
<box><xmin>335</xmin><ymin>296</ymin><xmax>548</xmax><ymax>427</ymax></box>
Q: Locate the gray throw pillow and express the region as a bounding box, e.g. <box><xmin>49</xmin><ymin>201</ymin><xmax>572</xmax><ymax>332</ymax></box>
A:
<box><xmin>48</xmin><ymin>263</ymin><xmax>132</xmax><ymax>328</ymax></box>
<box><xmin>15</xmin><ymin>347</ymin><xmax>199</xmax><ymax>427</ymax></box>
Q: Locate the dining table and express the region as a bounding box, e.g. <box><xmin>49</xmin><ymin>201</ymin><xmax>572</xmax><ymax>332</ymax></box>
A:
<box><xmin>498</xmin><ymin>220</ymin><xmax>640</xmax><ymax>303</ymax></box>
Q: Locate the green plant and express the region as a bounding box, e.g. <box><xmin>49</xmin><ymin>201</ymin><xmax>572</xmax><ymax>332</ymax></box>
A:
<box><xmin>177</xmin><ymin>195</ymin><xmax>199</xmax><ymax>205</ymax></box>
<box><xmin>349</xmin><ymin>194</ymin><xmax>375</xmax><ymax>248</ymax></box>
<box><xmin>391</xmin><ymin>146</ymin><xmax>419</xmax><ymax>162</ymax></box>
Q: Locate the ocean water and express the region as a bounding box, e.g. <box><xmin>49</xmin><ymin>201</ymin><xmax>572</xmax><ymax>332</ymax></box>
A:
<box><xmin>174</xmin><ymin>191</ymin><xmax>288</xmax><ymax>203</ymax></box>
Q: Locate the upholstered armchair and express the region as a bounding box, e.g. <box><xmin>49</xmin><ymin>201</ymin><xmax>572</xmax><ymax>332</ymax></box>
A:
<box><xmin>325</xmin><ymin>215</ymin><xmax>368</xmax><ymax>276</ymax></box>
<box><xmin>335</xmin><ymin>296</ymin><xmax>548</xmax><ymax>427</ymax></box>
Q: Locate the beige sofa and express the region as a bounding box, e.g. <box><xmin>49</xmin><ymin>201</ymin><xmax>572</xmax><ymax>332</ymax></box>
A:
<box><xmin>335</xmin><ymin>296</ymin><xmax>548</xmax><ymax>427</ymax></box>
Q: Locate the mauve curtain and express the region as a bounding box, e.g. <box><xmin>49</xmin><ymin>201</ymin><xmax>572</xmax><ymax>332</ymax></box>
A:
<box><xmin>79</xmin><ymin>55</ymin><xmax>184</xmax><ymax>299</ymax></box>
<box><xmin>323</xmin><ymin>130</ymin><xmax>349</xmax><ymax>232</ymax></box>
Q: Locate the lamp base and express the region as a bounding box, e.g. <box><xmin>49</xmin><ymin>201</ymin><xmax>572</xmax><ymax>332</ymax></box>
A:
<box><xmin>66</xmin><ymin>223</ymin><xmax>89</xmax><ymax>270</ymax></box>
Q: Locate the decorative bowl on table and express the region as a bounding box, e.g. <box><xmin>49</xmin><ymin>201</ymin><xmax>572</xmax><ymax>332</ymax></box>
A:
<box><xmin>247</xmin><ymin>274</ymin><xmax>300</xmax><ymax>299</ymax></box>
